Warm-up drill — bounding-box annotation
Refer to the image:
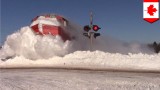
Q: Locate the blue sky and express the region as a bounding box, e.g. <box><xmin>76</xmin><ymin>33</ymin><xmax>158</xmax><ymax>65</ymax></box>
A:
<box><xmin>1</xmin><ymin>0</ymin><xmax>160</xmax><ymax>45</ymax></box>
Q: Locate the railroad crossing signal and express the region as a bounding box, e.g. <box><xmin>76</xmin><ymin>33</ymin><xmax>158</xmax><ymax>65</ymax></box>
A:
<box><xmin>83</xmin><ymin>24</ymin><xmax>101</xmax><ymax>38</ymax></box>
<box><xmin>83</xmin><ymin>12</ymin><xmax>101</xmax><ymax>50</ymax></box>
<box><xmin>84</xmin><ymin>25</ymin><xmax>91</xmax><ymax>32</ymax></box>
<box><xmin>93</xmin><ymin>25</ymin><xmax>101</xmax><ymax>32</ymax></box>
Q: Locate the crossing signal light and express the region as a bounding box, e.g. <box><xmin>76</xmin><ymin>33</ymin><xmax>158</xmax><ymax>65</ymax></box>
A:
<box><xmin>94</xmin><ymin>33</ymin><xmax>100</xmax><ymax>38</ymax></box>
<box><xmin>84</xmin><ymin>25</ymin><xmax>91</xmax><ymax>32</ymax></box>
<box><xmin>93</xmin><ymin>25</ymin><xmax>101</xmax><ymax>32</ymax></box>
<box><xmin>83</xmin><ymin>33</ymin><xmax>90</xmax><ymax>38</ymax></box>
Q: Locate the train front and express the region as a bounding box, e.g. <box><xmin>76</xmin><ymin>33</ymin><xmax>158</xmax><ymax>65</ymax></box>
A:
<box><xmin>30</xmin><ymin>14</ymin><xmax>71</xmax><ymax>41</ymax></box>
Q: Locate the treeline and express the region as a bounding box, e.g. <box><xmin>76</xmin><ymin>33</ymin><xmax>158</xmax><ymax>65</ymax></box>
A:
<box><xmin>148</xmin><ymin>42</ymin><xmax>160</xmax><ymax>53</ymax></box>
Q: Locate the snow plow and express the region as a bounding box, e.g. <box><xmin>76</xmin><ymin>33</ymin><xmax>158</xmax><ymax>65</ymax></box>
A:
<box><xmin>30</xmin><ymin>14</ymin><xmax>72</xmax><ymax>41</ymax></box>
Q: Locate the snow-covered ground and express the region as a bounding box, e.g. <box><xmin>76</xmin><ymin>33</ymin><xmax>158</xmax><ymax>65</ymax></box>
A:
<box><xmin>0</xmin><ymin>69</ymin><xmax>160</xmax><ymax>90</ymax></box>
<box><xmin>0</xmin><ymin>51</ymin><xmax>160</xmax><ymax>72</ymax></box>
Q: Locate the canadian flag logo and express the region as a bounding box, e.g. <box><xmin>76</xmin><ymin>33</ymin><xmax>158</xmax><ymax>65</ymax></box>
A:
<box><xmin>143</xmin><ymin>0</ymin><xmax>159</xmax><ymax>23</ymax></box>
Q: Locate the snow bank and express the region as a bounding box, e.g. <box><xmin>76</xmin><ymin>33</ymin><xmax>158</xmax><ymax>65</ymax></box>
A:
<box><xmin>0</xmin><ymin>51</ymin><xmax>160</xmax><ymax>71</ymax></box>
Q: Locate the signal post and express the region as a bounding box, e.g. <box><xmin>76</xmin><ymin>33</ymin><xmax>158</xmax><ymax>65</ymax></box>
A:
<box><xmin>83</xmin><ymin>12</ymin><xmax>101</xmax><ymax>51</ymax></box>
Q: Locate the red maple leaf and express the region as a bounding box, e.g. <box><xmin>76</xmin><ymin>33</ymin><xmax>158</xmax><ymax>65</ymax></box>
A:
<box><xmin>147</xmin><ymin>5</ymin><xmax>157</xmax><ymax>16</ymax></box>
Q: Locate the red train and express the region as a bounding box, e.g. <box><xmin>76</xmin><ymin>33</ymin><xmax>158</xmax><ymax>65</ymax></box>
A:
<box><xmin>30</xmin><ymin>14</ymin><xmax>71</xmax><ymax>41</ymax></box>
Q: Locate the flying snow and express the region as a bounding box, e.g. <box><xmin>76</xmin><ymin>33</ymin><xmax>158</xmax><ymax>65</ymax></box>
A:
<box><xmin>0</xmin><ymin>20</ymin><xmax>159</xmax><ymax>71</ymax></box>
